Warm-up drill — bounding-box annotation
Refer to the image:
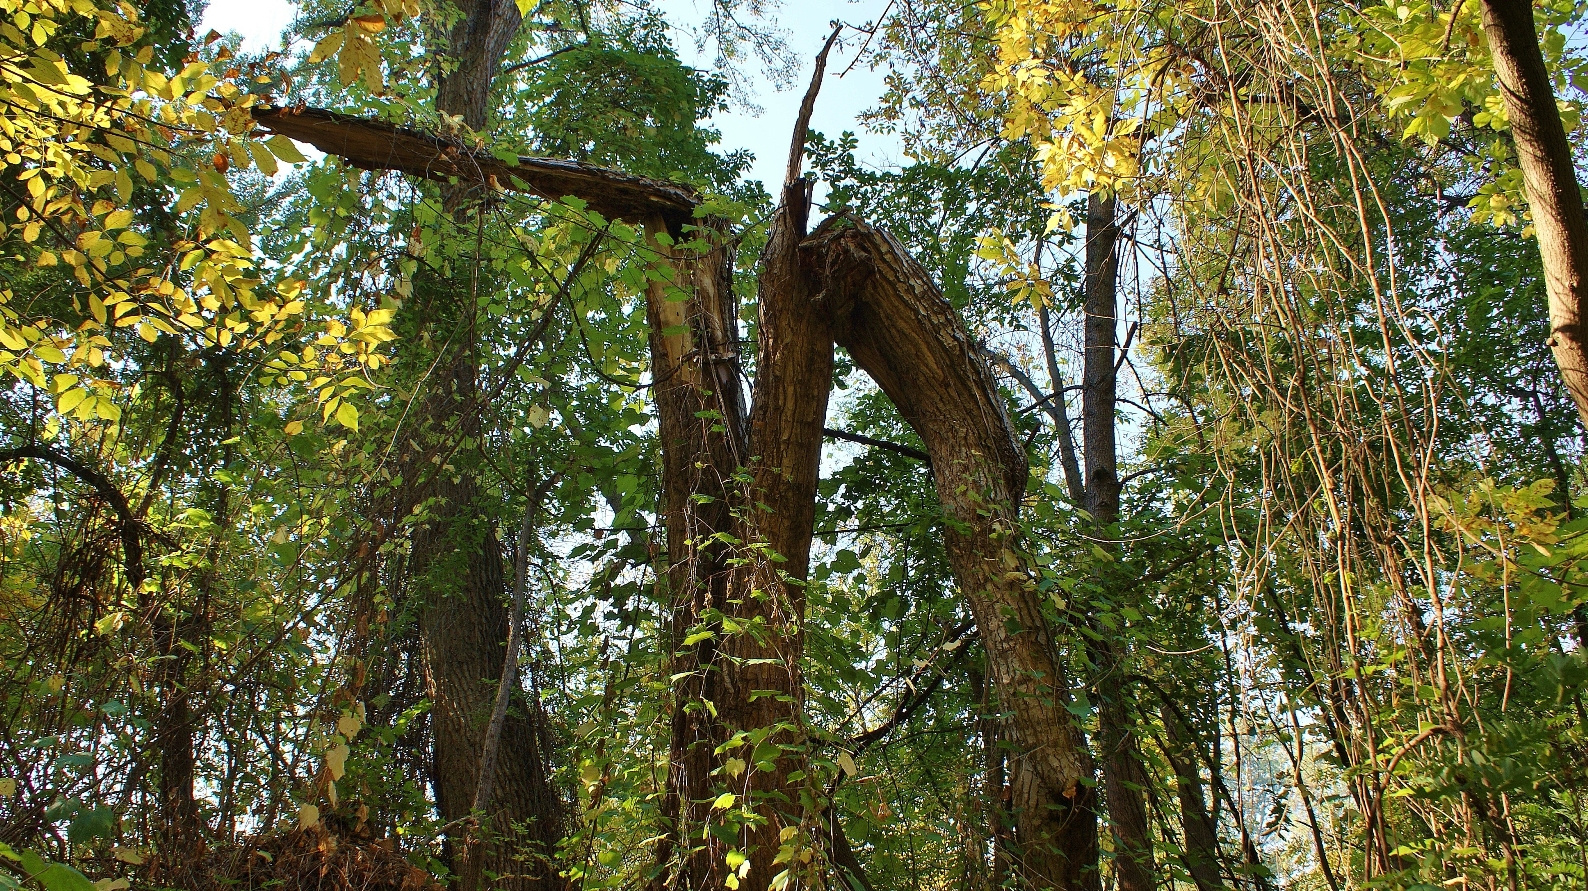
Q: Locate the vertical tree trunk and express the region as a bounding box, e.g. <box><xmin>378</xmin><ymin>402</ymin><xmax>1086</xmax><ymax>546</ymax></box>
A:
<box><xmin>643</xmin><ymin>216</ymin><xmax>751</xmax><ymax>891</ymax></box>
<box><xmin>654</xmin><ymin>40</ymin><xmax>837</xmax><ymax>888</ymax></box>
<box><xmin>1162</xmin><ymin>704</ymin><xmax>1224</xmax><ymax>891</ymax></box>
<box><xmin>1081</xmin><ymin>193</ymin><xmax>1157</xmax><ymax>891</ymax></box>
<box><xmin>1479</xmin><ymin>0</ymin><xmax>1588</xmax><ymax>428</ymax></box>
<box><xmin>401</xmin><ymin>2</ymin><xmax>567</xmax><ymax>886</ymax></box>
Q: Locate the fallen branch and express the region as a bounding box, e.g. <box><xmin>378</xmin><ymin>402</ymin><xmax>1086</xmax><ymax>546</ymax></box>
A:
<box><xmin>252</xmin><ymin>105</ymin><xmax>700</xmax><ymax>233</ymax></box>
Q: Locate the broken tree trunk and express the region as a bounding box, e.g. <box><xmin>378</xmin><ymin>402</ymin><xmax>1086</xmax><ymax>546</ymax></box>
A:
<box><xmin>255</xmin><ymin>95</ymin><xmax>1100</xmax><ymax>891</ymax></box>
<box><xmin>806</xmin><ymin>218</ymin><xmax>1101</xmax><ymax>890</ymax></box>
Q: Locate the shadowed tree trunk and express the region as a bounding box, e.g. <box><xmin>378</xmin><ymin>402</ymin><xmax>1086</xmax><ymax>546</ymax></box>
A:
<box><xmin>387</xmin><ymin>1</ymin><xmax>568</xmax><ymax>886</ymax></box>
<box><xmin>1081</xmin><ymin>192</ymin><xmax>1156</xmax><ymax>891</ymax></box>
<box><xmin>1162</xmin><ymin>702</ymin><xmax>1224</xmax><ymax>891</ymax></box>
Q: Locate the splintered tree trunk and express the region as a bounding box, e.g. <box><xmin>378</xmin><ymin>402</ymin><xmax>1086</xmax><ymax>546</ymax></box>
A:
<box><xmin>255</xmin><ymin>99</ymin><xmax>1097</xmax><ymax>891</ymax></box>
<box><xmin>1082</xmin><ymin>193</ymin><xmax>1156</xmax><ymax>891</ymax></box>
<box><xmin>808</xmin><ymin>219</ymin><xmax>1100</xmax><ymax>890</ymax></box>
<box><xmin>1479</xmin><ymin>0</ymin><xmax>1588</xmax><ymax>430</ymax></box>
<box><xmin>642</xmin><ymin>214</ymin><xmax>752</xmax><ymax>889</ymax></box>
<box><xmin>722</xmin><ymin>178</ymin><xmax>832</xmax><ymax>883</ymax></box>
<box><xmin>647</xmin><ymin>179</ymin><xmax>831</xmax><ymax>890</ymax></box>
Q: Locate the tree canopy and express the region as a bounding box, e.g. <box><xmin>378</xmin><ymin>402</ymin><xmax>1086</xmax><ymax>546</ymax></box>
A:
<box><xmin>1</xmin><ymin>0</ymin><xmax>1587</xmax><ymax>890</ymax></box>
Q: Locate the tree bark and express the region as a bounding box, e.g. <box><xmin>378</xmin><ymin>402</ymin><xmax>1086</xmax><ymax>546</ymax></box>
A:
<box><xmin>435</xmin><ymin>0</ymin><xmax>523</xmax><ymax>131</ymax></box>
<box><xmin>255</xmin><ymin>99</ymin><xmax>1096</xmax><ymax>891</ymax></box>
<box><xmin>1162</xmin><ymin>704</ymin><xmax>1224</xmax><ymax>891</ymax></box>
<box><xmin>1480</xmin><ymin>0</ymin><xmax>1588</xmax><ymax>427</ymax></box>
<box><xmin>808</xmin><ymin>218</ymin><xmax>1100</xmax><ymax>890</ymax></box>
<box><xmin>402</xmin><ymin>3</ymin><xmax>568</xmax><ymax>886</ymax></box>
<box><xmin>1081</xmin><ymin>193</ymin><xmax>1156</xmax><ymax>891</ymax></box>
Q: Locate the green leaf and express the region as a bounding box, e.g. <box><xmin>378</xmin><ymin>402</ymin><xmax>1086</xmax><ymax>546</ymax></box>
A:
<box><xmin>19</xmin><ymin>852</ymin><xmax>94</xmax><ymax>891</ymax></box>
<box><xmin>266</xmin><ymin>135</ymin><xmax>308</xmax><ymax>164</ymax></box>
<box><xmin>335</xmin><ymin>401</ymin><xmax>359</xmax><ymax>432</ymax></box>
<box><xmin>66</xmin><ymin>806</ymin><xmax>116</xmax><ymax>843</ymax></box>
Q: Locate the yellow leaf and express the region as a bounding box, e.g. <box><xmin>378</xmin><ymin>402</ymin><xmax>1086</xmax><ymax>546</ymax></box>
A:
<box><xmin>335</xmin><ymin>400</ymin><xmax>358</xmax><ymax>431</ymax></box>
<box><xmin>247</xmin><ymin>140</ymin><xmax>278</xmax><ymax>177</ymax></box>
<box><xmin>0</xmin><ymin>778</ymin><xmax>14</xmax><ymax>797</ymax></box>
<box><xmin>837</xmin><ymin>751</ymin><xmax>858</xmax><ymax>777</ymax></box>
<box><xmin>712</xmin><ymin>793</ymin><xmax>736</xmax><ymax>810</ymax></box>
<box><xmin>325</xmin><ymin>743</ymin><xmax>349</xmax><ymax>781</ymax></box>
<box><xmin>308</xmin><ymin>29</ymin><xmax>344</xmax><ymax>64</ymax></box>
<box><xmin>336</xmin><ymin>711</ymin><xmax>363</xmax><ymax>739</ymax></box>
<box><xmin>284</xmin><ymin>419</ymin><xmax>304</xmax><ymax>436</ymax></box>
<box><xmin>57</xmin><ymin>387</ymin><xmax>87</xmax><ymax>416</ymax></box>
<box><xmin>352</xmin><ymin>13</ymin><xmax>386</xmax><ymax>32</ymax></box>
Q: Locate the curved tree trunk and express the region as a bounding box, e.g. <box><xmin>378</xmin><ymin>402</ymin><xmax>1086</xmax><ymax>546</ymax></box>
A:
<box><xmin>1480</xmin><ymin>0</ymin><xmax>1588</xmax><ymax>429</ymax></box>
<box><xmin>807</xmin><ymin>219</ymin><xmax>1101</xmax><ymax>890</ymax></box>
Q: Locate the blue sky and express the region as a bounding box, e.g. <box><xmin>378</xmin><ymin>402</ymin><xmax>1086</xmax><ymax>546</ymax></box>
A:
<box><xmin>197</xmin><ymin>0</ymin><xmax>902</xmax><ymax>190</ymax></box>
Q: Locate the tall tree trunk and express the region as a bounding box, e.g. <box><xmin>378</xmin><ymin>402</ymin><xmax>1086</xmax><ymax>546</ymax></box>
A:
<box><xmin>1081</xmin><ymin>192</ymin><xmax>1156</xmax><ymax>891</ymax></box>
<box><xmin>255</xmin><ymin>96</ymin><xmax>1090</xmax><ymax>891</ymax></box>
<box><xmin>407</xmin><ymin>349</ymin><xmax>566</xmax><ymax>887</ymax></box>
<box><xmin>644</xmin><ymin>214</ymin><xmax>751</xmax><ymax>890</ymax></box>
<box><xmin>400</xmin><ymin>2</ymin><xmax>567</xmax><ymax>886</ymax></box>
<box><xmin>654</xmin><ymin>39</ymin><xmax>838</xmax><ymax>888</ymax></box>
<box><xmin>1479</xmin><ymin>0</ymin><xmax>1588</xmax><ymax>428</ymax></box>
<box><xmin>156</xmin><ymin>355</ymin><xmax>238</xmax><ymax>873</ymax></box>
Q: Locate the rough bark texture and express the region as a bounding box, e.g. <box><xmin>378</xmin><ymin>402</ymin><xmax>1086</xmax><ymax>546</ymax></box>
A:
<box><xmin>808</xmin><ymin>218</ymin><xmax>1099</xmax><ymax>890</ymax></box>
<box><xmin>390</xmin><ymin>4</ymin><xmax>568</xmax><ymax>885</ymax></box>
<box><xmin>1480</xmin><ymin>0</ymin><xmax>1588</xmax><ymax>428</ymax></box>
<box><xmin>435</xmin><ymin>0</ymin><xmax>523</xmax><ymax>130</ymax></box>
<box><xmin>1163</xmin><ymin>706</ymin><xmax>1224</xmax><ymax>891</ymax></box>
<box><xmin>1082</xmin><ymin>193</ymin><xmax>1155</xmax><ymax>891</ymax></box>
<box><xmin>260</xmin><ymin>101</ymin><xmax>1096</xmax><ymax>891</ymax></box>
<box><xmin>405</xmin><ymin>348</ymin><xmax>566</xmax><ymax>888</ymax></box>
<box><xmin>648</xmin><ymin>177</ymin><xmax>831</xmax><ymax>891</ymax></box>
<box><xmin>252</xmin><ymin>106</ymin><xmax>699</xmax><ymax>236</ymax></box>
<box><xmin>642</xmin><ymin>216</ymin><xmax>751</xmax><ymax>891</ymax></box>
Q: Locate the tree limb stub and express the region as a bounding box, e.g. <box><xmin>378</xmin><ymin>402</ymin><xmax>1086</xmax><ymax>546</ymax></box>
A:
<box><xmin>252</xmin><ymin>106</ymin><xmax>700</xmax><ymax>235</ymax></box>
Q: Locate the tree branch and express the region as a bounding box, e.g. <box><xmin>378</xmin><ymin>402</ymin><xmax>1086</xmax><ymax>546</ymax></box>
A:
<box><xmin>823</xmin><ymin>427</ymin><xmax>931</xmax><ymax>466</ymax></box>
<box><xmin>0</xmin><ymin>445</ymin><xmax>144</xmax><ymax>591</ymax></box>
<box><xmin>252</xmin><ymin>105</ymin><xmax>701</xmax><ymax>234</ymax></box>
